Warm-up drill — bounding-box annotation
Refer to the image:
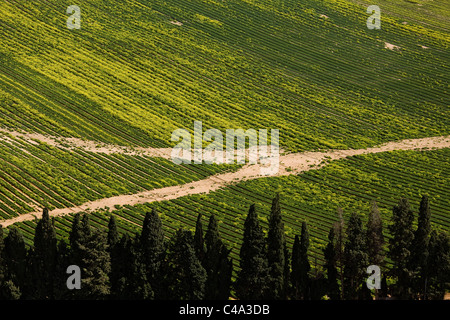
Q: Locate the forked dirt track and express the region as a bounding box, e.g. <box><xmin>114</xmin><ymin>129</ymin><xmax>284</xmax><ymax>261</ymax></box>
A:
<box><xmin>0</xmin><ymin>129</ymin><xmax>449</xmax><ymax>227</ymax></box>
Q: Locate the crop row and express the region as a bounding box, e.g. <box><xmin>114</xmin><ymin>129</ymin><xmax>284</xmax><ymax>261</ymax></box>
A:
<box><xmin>0</xmin><ymin>0</ymin><xmax>448</xmax><ymax>153</ymax></box>
<box><xmin>0</xmin><ymin>133</ymin><xmax>236</xmax><ymax>219</ymax></box>
<box><xmin>7</xmin><ymin>148</ymin><xmax>447</xmax><ymax>269</ymax></box>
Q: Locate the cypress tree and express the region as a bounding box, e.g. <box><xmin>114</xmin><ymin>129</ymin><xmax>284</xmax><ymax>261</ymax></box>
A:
<box><xmin>53</xmin><ymin>240</ymin><xmax>71</xmax><ymax>300</ymax></box>
<box><xmin>343</xmin><ymin>212</ymin><xmax>368</xmax><ymax>300</ymax></box>
<box><xmin>203</xmin><ymin>214</ymin><xmax>218</xmax><ymax>297</ymax></box>
<box><xmin>69</xmin><ymin>214</ymin><xmax>82</xmax><ymax>247</ymax></box>
<box><xmin>235</xmin><ymin>204</ymin><xmax>269</xmax><ymax>300</ymax></box>
<box><xmin>204</xmin><ymin>214</ymin><xmax>232</xmax><ymax>299</ymax></box>
<box><xmin>283</xmin><ymin>241</ymin><xmax>290</xmax><ymax>299</ymax></box>
<box><xmin>107</xmin><ymin>215</ymin><xmax>122</xmax><ymax>299</ymax></box>
<box><xmin>204</xmin><ymin>214</ymin><xmax>220</xmax><ymax>263</ymax></box>
<box><xmin>323</xmin><ymin>227</ymin><xmax>340</xmax><ymax>300</ymax></box>
<box><xmin>4</xmin><ymin>227</ymin><xmax>27</xmax><ymax>297</ymax></box>
<box><xmin>298</xmin><ymin>222</ymin><xmax>311</xmax><ymax>299</ymax></box>
<box><xmin>309</xmin><ymin>257</ymin><xmax>326</xmax><ymax>300</ymax></box>
<box><xmin>167</xmin><ymin>229</ymin><xmax>206</xmax><ymax>300</ymax></box>
<box><xmin>291</xmin><ymin>235</ymin><xmax>301</xmax><ymax>299</ymax></box>
<box><xmin>81</xmin><ymin>224</ymin><xmax>111</xmax><ymax>299</ymax></box>
<box><xmin>107</xmin><ymin>215</ymin><xmax>120</xmax><ymax>251</ymax></box>
<box><xmin>194</xmin><ymin>212</ymin><xmax>206</xmax><ymax>263</ymax></box>
<box><xmin>291</xmin><ymin>222</ymin><xmax>311</xmax><ymax>300</ymax></box>
<box><xmin>366</xmin><ymin>201</ymin><xmax>384</xmax><ymax>300</ymax></box>
<box><xmin>333</xmin><ymin>208</ymin><xmax>345</xmax><ymax>299</ymax></box>
<box><xmin>110</xmin><ymin>234</ymin><xmax>129</xmax><ymax>299</ymax></box>
<box><xmin>267</xmin><ymin>194</ymin><xmax>286</xmax><ymax>299</ymax></box>
<box><xmin>69</xmin><ymin>215</ymin><xmax>110</xmax><ymax>299</ymax></box>
<box><xmin>112</xmin><ymin>234</ymin><xmax>153</xmax><ymax>299</ymax></box>
<box><xmin>129</xmin><ymin>237</ymin><xmax>153</xmax><ymax>300</ymax></box>
<box><xmin>217</xmin><ymin>247</ymin><xmax>233</xmax><ymax>300</ymax></box>
<box><xmin>67</xmin><ymin>212</ymin><xmax>85</xmax><ymax>299</ymax></box>
<box><xmin>110</xmin><ymin>224</ymin><xmax>125</xmax><ymax>299</ymax></box>
<box><xmin>388</xmin><ymin>198</ymin><xmax>415</xmax><ymax>299</ymax></box>
<box><xmin>426</xmin><ymin>230</ymin><xmax>449</xmax><ymax>300</ymax></box>
<box><xmin>69</xmin><ymin>213</ymin><xmax>88</xmax><ymax>267</ymax></box>
<box><xmin>139</xmin><ymin>209</ymin><xmax>166</xmax><ymax>299</ymax></box>
<box><xmin>28</xmin><ymin>208</ymin><xmax>57</xmax><ymax>299</ymax></box>
<box><xmin>409</xmin><ymin>195</ymin><xmax>431</xmax><ymax>299</ymax></box>
<box><xmin>366</xmin><ymin>201</ymin><xmax>384</xmax><ymax>267</ymax></box>
<box><xmin>0</xmin><ymin>226</ymin><xmax>6</xmax><ymax>299</ymax></box>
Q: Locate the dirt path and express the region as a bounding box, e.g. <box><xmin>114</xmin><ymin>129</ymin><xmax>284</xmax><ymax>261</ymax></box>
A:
<box><xmin>0</xmin><ymin>134</ymin><xmax>448</xmax><ymax>227</ymax></box>
<box><xmin>0</xmin><ymin>128</ymin><xmax>174</xmax><ymax>159</ymax></box>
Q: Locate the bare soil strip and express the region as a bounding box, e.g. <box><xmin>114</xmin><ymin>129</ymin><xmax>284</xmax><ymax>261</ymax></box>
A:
<box><xmin>0</xmin><ymin>128</ymin><xmax>174</xmax><ymax>159</ymax></box>
<box><xmin>0</xmin><ymin>133</ymin><xmax>448</xmax><ymax>227</ymax></box>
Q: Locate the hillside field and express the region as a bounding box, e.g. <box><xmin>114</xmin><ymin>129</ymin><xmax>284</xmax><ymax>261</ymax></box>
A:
<box><xmin>0</xmin><ymin>0</ymin><xmax>448</xmax><ymax>298</ymax></box>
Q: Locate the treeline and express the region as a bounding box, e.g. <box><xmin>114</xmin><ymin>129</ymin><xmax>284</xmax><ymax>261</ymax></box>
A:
<box><xmin>0</xmin><ymin>195</ymin><xmax>448</xmax><ymax>300</ymax></box>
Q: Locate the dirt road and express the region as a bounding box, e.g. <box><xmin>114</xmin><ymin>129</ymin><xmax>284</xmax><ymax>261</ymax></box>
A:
<box><xmin>0</xmin><ymin>132</ymin><xmax>448</xmax><ymax>227</ymax></box>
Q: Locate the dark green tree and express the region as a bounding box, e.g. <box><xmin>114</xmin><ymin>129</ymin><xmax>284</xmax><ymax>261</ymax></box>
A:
<box><xmin>80</xmin><ymin>226</ymin><xmax>111</xmax><ymax>299</ymax></box>
<box><xmin>166</xmin><ymin>229</ymin><xmax>207</xmax><ymax>300</ymax></box>
<box><xmin>343</xmin><ymin>212</ymin><xmax>368</xmax><ymax>300</ymax></box>
<box><xmin>204</xmin><ymin>214</ymin><xmax>220</xmax><ymax>262</ymax></box>
<box><xmin>1</xmin><ymin>280</ymin><xmax>20</xmax><ymax>300</ymax></box>
<box><xmin>235</xmin><ymin>204</ymin><xmax>269</xmax><ymax>300</ymax></box>
<box><xmin>67</xmin><ymin>212</ymin><xmax>85</xmax><ymax>299</ymax></box>
<box><xmin>291</xmin><ymin>222</ymin><xmax>311</xmax><ymax>299</ymax></box>
<box><xmin>69</xmin><ymin>213</ymin><xmax>88</xmax><ymax>267</ymax></box>
<box><xmin>388</xmin><ymin>198</ymin><xmax>415</xmax><ymax>299</ymax></box>
<box><xmin>0</xmin><ymin>226</ymin><xmax>6</xmax><ymax>299</ymax></box>
<box><xmin>409</xmin><ymin>195</ymin><xmax>432</xmax><ymax>299</ymax></box>
<box><xmin>107</xmin><ymin>215</ymin><xmax>120</xmax><ymax>252</ymax></box>
<box><xmin>139</xmin><ymin>209</ymin><xmax>166</xmax><ymax>299</ymax></box>
<box><xmin>112</xmin><ymin>234</ymin><xmax>153</xmax><ymax>299</ymax></box>
<box><xmin>53</xmin><ymin>240</ymin><xmax>71</xmax><ymax>300</ymax></box>
<box><xmin>298</xmin><ymin>222</ymin><xmax>311</xmax><ymax>299</ymax></box>
<box><xmin>283</xmin><ymin>241</ymin><xmax>290</xmax><ymax>299</ymax></box>
<box><xmin>69</xmin><ymin>215</ymin><xmax>110</xmax><ymax>299</ymax></box>
<box><xmin>323</xmin><ymin>227</ymin><xmax>340</xmax><ymax>300</ymax></box>
<box><xmin>194</xmin><ymin>212</ymin><xmax>206</xmax><ymax>263</ymax></box>
<box><xmin>426</xmin><ymin>230</ymin><xmax>449</xmax><ymax>300</ymax></box>
<box><xmin>110</xmin><ymin>233</ymin><xmax>128</xmax><ymax>299</ymax></box>
<box><xmin>128</xmin><ymin>238</ymin><xmax>153</xmax><ymax>300</ymax></box>
<box><xmin>366</xmin><ymin>201</ymin><xmax>384</xmax><ymax>266</ymax></box>
<box><xmin>267</xmin><ymin>194</ymin><xmax>286</xmax><ymax>299</ymax></box>
<box><xmin>309</xmin><ymin>260</ymin><xmax>326</xmax><ymax>300</ymax></box>
<box><xmin>204</xmin><ymin>214</ymin><xmax>232</xmax><ymax>299</ymax></box>
<box><xmin>334</xmin><ymin>208</ymin><xmax>345</xmax><ymax>299</ymax></box>
<box><xmin>107</xmin><ymin>215</ymin><xmax>122</xmax><ymax>299</ymax></box>
<box><xmin>291</xmin><ymin>235</ymin><xmax>301</xmax><ymax>299</ymax></box>
<box><xmin>366</xmin><ymin>201</ymin><xmax>384</xmax><ymax>299</ymax></box>
<box><xmin>216</xmin><ymin>247</ymin><xmax>233</xmax><ymax>300</ymax></box>
<box><xmin>28</xmin><ymin>208</ymin><xmax>57</xmax><ymax>299</ymax></box>
<box><xmin>3</xmin><ymin>227</ymin><xmax>27</xmax><ymax>297</ymax></box>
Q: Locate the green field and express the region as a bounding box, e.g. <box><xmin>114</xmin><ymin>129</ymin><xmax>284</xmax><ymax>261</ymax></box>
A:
<box><xmin>0</xmin><ymin>131</ymin><xmax>238</xmax><ymax>218</ymax></box>
<box><xmin>0</xmin><ymin>0</ymin><xmax>449</xmax><ymax>279</ymax></box>
<box><xmin>10</xmin><ymin>149</ymin><xmax>450</xmax><ymax>271</ymax></box>
<box><xmin>0</xmin><ymin>0</ymin><xmax>448</xmax><ymax>151</ymax></box>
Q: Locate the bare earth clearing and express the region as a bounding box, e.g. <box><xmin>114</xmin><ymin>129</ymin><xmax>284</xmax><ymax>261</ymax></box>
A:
<box><xmin>0</xmin><ymin>129</ymin><xmax>449</xmax><ymax>227</ymax></box>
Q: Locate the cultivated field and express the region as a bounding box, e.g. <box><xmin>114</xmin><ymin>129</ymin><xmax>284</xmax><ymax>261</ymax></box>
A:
<box><xmin>0</xmin><ymin>0</ymin><xmax>448</xmax><ymax>279</ymax></box>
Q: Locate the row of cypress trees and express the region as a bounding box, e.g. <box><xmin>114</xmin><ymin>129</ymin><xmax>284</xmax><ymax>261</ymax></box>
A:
<box><xmin>0</xmin><ymin>195</ymin><xmax>448</xmax><ymax>300</ymax></box>
<box><xmin>235</xmin><ymin>194</ymin><xmax>449</xmax><ymax>300</ymax></box>
<box><xmin>0</xmin><ymin>207</ymin><xmax>232</xmax><ymax>300</ymax></box>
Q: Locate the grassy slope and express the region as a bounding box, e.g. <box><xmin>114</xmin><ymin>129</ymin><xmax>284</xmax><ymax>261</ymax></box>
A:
<box><xmin>11</xmin><ymin>149</ymin><xmax>449</xmax><ymax>267</ymax></box>
<box><xmin>0</xmin><ymin>0</ymin><xmax>448</xmax><ymax>269</ymax></box>
<box><xmin>0</xmin><ymin>0</ymin><xmax>448</xmax><ymax>151</ymax></box>
<box><xmin>0</xmin><ymin>132</ymin><xmax>239</xmax><ymax>219</ymax></box>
